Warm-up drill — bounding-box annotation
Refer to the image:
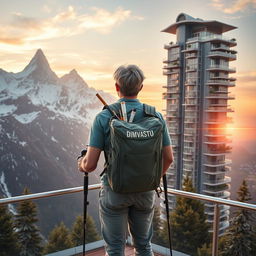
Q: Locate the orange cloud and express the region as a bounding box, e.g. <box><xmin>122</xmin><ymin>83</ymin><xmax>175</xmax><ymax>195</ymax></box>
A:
<box><xmin>0</xmin><ymin>6</ymin><xmax>144</xmax><ymax>46</ymax></box>
<box><xmin>0</xmin><ymin>37</ymin><xmax>24</xmax><ymax>45</ymax></box>
<box><xmin>211</xmin><ymin>0</ymin><xmax>256</xmax><ymax>14</ymax></box>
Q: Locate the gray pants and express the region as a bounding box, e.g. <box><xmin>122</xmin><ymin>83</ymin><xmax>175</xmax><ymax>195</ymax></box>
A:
<box><xmin>99</xmin><ymin>185</ymin><xmax>155</xmax><ymax>256</ymax></box>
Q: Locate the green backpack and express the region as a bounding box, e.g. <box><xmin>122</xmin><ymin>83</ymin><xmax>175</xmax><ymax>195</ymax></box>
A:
<box><xmin>104</xmin><ymin>103</ymin><xmax>164</xmax><ymax>193</ymax></box>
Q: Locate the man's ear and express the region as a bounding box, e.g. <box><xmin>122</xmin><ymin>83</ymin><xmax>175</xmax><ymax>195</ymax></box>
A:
<box><xmin>115</xmin><ymin>83</ymin><xmax>120</xmax><ymax>92</ymax></box>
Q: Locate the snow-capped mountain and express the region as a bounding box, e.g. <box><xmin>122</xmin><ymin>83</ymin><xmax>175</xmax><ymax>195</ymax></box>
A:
<box><xmin>0</xmin><ymin>49</ymin><xmax>115</xmax><ymax>235</ymax></box>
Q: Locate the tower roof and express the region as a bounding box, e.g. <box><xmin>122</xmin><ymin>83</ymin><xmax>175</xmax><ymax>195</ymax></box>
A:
<box><xmin>162</xmin><ymin>13</ymin><xmax>237</xmax><ymax>34</ymax></box>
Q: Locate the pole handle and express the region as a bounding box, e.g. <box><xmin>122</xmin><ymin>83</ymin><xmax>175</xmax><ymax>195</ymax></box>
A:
<box><xmin>96</xmin><ymin>93</ymin><xmax>107</xmax><ymax>106</ymax></box>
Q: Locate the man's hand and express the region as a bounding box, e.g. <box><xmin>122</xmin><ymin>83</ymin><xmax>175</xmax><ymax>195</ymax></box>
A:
<box><xmin>78</xmin><ymin>146</ymin><xmax>102</xmax><ymax>173</ymax></box>
<box><xmin>77</xmin><ymin>149</ymin><xmax>87</xmax><ymax>173</ymax></box>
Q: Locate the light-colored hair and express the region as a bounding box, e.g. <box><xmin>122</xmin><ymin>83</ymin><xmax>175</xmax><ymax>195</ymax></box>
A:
<box><xmin>113</xmin><ymin>65</ymin><xmax>145</xmax><ymax>96</ymax></box>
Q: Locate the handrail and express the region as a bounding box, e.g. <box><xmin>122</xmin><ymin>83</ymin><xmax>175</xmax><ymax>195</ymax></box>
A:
<box><xmin>1</xmin><ymin>184</ymin><xmax>255</xmax><ymax>211</ymax></box>
<box><xmin>1</xmin><ymin>183</ymin><xmax>255</xmax><ymax>256</ymax></box>
<box><xmin>0</xmin><ymin>184</ymin><xmax>102</xmax><ymax>205</ymax></box>
<box><xmin>166</xmin><ymin>188</ymin><xmax>256</xmax><ymax>211</ymax></box>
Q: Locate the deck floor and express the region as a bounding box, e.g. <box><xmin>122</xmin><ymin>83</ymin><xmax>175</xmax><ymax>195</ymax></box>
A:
<box><xmin>78</xmin><ymin>245</ymin><xmax>164</xmax><ymax>255</ymax></box>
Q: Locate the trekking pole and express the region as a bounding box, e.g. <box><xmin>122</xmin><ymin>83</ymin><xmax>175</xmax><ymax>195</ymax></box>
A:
<box><xmin>163</xmin><ymin>174</ymin><xmax>173</xmax><ymax>256</ymax></box>
<box><xmin>77</xmin><ymin>149</ymin><xmax>88</xmax><ymax>256</ymax></box>
<box><xmin>83</xmin><ymin>172</ymin><xmax>88</xmax><ymax>256</ymax></box>
<box><xmin>96</xmin><ymin>93</ymin><xmax>120</xmax><ymax>120</ymax></box>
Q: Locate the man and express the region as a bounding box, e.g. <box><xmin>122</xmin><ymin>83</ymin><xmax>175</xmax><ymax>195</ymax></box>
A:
<box><xmin>78</xmin><ymin>65</ymin><xmax>173</xmax><ymax>256</ymax></box>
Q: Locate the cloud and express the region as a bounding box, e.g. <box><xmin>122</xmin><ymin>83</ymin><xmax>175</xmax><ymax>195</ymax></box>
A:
<box><xmin>236</xmin><ymin>70</ymin><xmax>256</xmax><ymax>82</ymax></box>
<box><xmin>0</xmin><ymin>37</ymin><xmax>24</xmax><ymax>45</ymax></box>
<box><xmin>78</xmin><ymin>7</ymin><xmax>132</xmax><ymax>33</ymax></box>
<box><xmin>211</xmin><ymin>0</ymin><xmax>256</xmax><ymax>14</ymax></box>
<box><xmin>0</xmin><ymin>6</ymin><xmax>143</xmax><ymax>46</ymax></box>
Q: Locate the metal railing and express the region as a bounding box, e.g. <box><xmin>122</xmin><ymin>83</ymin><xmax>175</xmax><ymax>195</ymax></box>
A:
<box><xmin>0</xmin><ymin>184</ymin><xmax>255</xmax><ymax>256</ymax></box>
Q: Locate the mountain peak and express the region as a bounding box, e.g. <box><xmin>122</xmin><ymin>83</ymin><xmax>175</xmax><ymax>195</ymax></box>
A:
<box><xmin>60</xmin><ymin>69</ymin><xmax>88</xmax><ymax>88</ymax></box>
<box><xmin>33</xmin><ymin>48</ymin><xmax>47</xmax><ymax>63</ymax></box>
<box><xmin>70</xmin><ymin>69</ymin><xmax>78</xmax><ymax>75</ymax></box>
<box><xmin>26</xmin><ymin>49</ymin><xmax>51</xmax><ymax>72</ymax></box>
<box><xmin>16</xmin><ymin>49</ymin><xmax>58</xmax><ymax>83</ymax></box>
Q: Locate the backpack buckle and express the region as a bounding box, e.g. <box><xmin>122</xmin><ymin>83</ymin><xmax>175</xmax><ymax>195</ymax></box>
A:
<box><xmin>155</xmin><ymin>186</ymin><xmax>163</xmax><ymax>198</ymax></box>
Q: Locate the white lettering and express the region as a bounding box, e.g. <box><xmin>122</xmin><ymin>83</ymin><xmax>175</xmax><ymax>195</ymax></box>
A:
<box><xmin>126</xmin><ymin>130</ymin><xmax>154</xmax><ymax>138</ymax></box>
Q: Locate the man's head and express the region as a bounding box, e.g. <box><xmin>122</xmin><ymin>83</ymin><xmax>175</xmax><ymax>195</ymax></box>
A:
<box><xmin>114</xmin><ymin>65</ymin><xmax>145</xmax><ymax>97</ymax></box>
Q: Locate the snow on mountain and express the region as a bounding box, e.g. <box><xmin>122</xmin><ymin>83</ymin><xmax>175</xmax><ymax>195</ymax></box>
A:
<box><xmin>0</xmin><ymin>49</ymin><xmax>115</xmax><ymax>235</ymax></box>
<box><xmin>13</xmin><ymin>111</ymin><xmax>41</xmax><ymax>124</ymax></box>
<box><xmin>13</xmin><ymin>48</ymin><xmax>59</xmax><ymax>83</ymax></box>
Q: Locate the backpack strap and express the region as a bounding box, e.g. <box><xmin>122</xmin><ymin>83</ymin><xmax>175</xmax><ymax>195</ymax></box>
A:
<box><xmin>101</xmin><ymin>102</ymin><xmax>121</xmax><ymax>176</ymax></box>
<box><xmin>143</xmin><ymin>104</ymin><xmax>157</xmax><ymax>117</ymax></box>
<box><xmin>103</xmin><ymin>102</ymin><xmax>121</xmax><ymax>118</ymax></box>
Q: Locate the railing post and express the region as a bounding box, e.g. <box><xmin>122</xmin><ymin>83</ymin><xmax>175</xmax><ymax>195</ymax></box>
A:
<box><xmin>212</xmin><ymin>204</ymin><xmax>220</xmax><ymax>256</ymax></box>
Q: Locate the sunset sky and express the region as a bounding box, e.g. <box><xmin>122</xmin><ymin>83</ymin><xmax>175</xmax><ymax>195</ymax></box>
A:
<box><xmin>0</xmin><ymin>0</ymin><xmax>255</xmax><ymax>149</ymax></box>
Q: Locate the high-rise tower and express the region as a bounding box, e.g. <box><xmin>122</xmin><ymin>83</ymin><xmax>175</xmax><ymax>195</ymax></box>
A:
<box><xmin>161</xmin><ymin>13</ymin><xmax>237</xmax><ymax>234</ymax></box>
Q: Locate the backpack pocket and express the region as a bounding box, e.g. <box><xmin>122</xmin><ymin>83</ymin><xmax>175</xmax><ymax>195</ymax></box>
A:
<box><xmin>118</xmin><ymin>151</ymin><xmax>160</xmax><ymax>193</ymax></box>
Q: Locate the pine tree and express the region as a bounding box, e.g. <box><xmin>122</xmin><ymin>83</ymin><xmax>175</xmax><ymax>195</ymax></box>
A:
<box><xmin>15</xmin><ymin>187</ymin><xmax>43</xmax><ymax>256</ymax></box>
<box><xmin>151</xmin><ymin>206</ymin><xmax>164</xmax><ymax>245</ymax></box>
<box><xmin>0</xmin><ymin>203</ymin><xmax>20</xmax><ymax>256</ymax></box>
<box><xmin>44</xmin><ymin>222</ymin><xmax>73</xmax><ymax>254</ymax></box>
<box><xmin>165</xmin><ymin>176</ymin><xmax>210</xmax><ymax>256</ymax></box>
<box><xmin>197</xmin><ymin>243</ymin><xmax>212</xmax><ymax>256</ymax></box>
<box><xmin>220</xmin><ymin>180</ymin><xmax>255</xmax><ymax>256</ymax></box>
<box><xmin>70</xmin><ymin>215</ymin><xmax>100</xmax><ymax>246</ymax></box>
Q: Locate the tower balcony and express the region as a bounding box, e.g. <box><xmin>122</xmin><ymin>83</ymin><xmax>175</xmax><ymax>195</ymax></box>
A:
<box><xmin>183</xmin><ymin>163</ymin><xmax>194</xmax><ymax>171</ymax></box>
<box><xmin>185</xmin><ymin>92</ymin><xmax>198</xmax><ymax>98</ymax></box>
<box><xmin>185</xmin><ymin>65</ymin><xmax>197</xmax><ymax>72</ymax></box>
<box><xmin>166</xmin><ymin>114</ymin><xmax>180</xmax><ymax>119</ymax></box>
<box><xmin>207</xmin><ymin>65</ymin><xmax>236</xmax><ymax>73</ymax></box>
<box><xmin>163</xmin><ymin>81</ymin><xmax>179</xmax><ymax>88</ymax></box>
<box><xmin>163</xmin><ymin>61</ymin><xmax>181</xmax><ymax>69</ymax></box>
<box><xmin>208</xmin><ymin>51</ymin><xmax>236</xmax><ymax>61</ymax></box>
<box><xmin>168</xmin><ymin>128</ymin><xmax>181</xmax><ymax>135</ymax></box>
<box><xmin>203</xmin><ymin>176</ymin><xmax>231</xmax><ymax>186</ymax></box>
<box><xmin>187</xmin><ymin>34</ymin><xmax>237</xmax><ymax>47</ymax></box>
<box><xmin>205</xmin><ymin>106</ymin><xmax>234</xmax><ymax>112</ymax></box>
<box><xmin>182</xmin><ymin>46</ymin><xmax>198</xmax><ymax>53</ymax></box>
<box><xmin>184</xmin><ymin>117</ymin><xmax>198</xmax><ymax>123</ymax></box>
<box><xmin>184</xmin><ymin>137</ymin><xmax>195</xmax><ymax>143</ymax></box>
<box><xmin>183</xmin><ymin>158</ymin><xmax>194</xmax><ymax>163</ymax></box>
<box><xmin>206</xmin><ymin>94</ymin><xmax>235</xmax><ymax>100</ymax></box>
<box><xmin>205</xmin><ymin>206</ymin><xmax>230</xmax><ymax>220</ymax></box>
<box><xmin>166</xmin><ymin>109</ymin><xmax>179</xmax><ymax>115</ymax></box>
<box><xmin>163</xmin><ymin>56</ymin><xmax>180</xmax><ymax>63</ymax></box>
<box><xmin>204</xmin><ymin>166</ymin><xmax>231</xmax><ymax>175</ymax></box>
<box><xmin>185</xmin><ymin>52</ymin><xmax>198</xmax><ymax>59</ymax></box>
<box><xmin>204</xmin><ymin>190</ymin><xmax>230</xmax><ymax>200</ymax></box>
<box><xmin>209</xmin><ymin>89</ymin><xmax>229</xmax><ymax>94</ymax></box>
<box><xmin>163</xmin><ymin>70</ymin><xmax>180</xmax><ymax>75</ymax></box>
<box><xmin>206</xmin><ymin>79</ymin><xmax>236</xmax><ymax>87</ymax></box>
<box><xmin>185</xmin><ymin>79</ymin><xmax>197</xmax><ymax>86</ymax></box>
<box><xmin>203</xmin><ymin>186</ymin><xmax>230</xmax><ymax>195</ymax></box>
<box><xmin>162</xmin><ymin>93</ymin><xmax>179</xmax><ymax>100</ymax></box>
<box><xmin>208</xmin><ymin>104</ymin><xmax>230</xmax><ymax>108</ymax></box>
<box><xmin>211</xmin><ymin>45</ymin><xmax>237</xmax><ymax>53</ymax></box>
<box><xmin>167</xmin><ymin>119</ymin><xmax>179</xmax><ymax>125</ymax></box>
<box><xmin>204</xmin><ymin>159</ymin><xmax>232</xmax><ymax>167</ymax></box>
<box><xmin>205</xmin><ymin>204</ymin><xmax>230</xmax><ymax>212</ymax></box>
<box><xmin>205</xmin><ymin>145</ymin><xmax>232</xmax><ymax>154</ymax></box>
<box><xmin>204</xmin><ymin>139</ymin><xmax>232</xmax><ymax>145</ymax></box>
<box><xmin>204</xmin><ymin>132</ymin><xmax>232</xmax><ymax>137</ymax></box>
<box><xmin>204</xmin><ymin>117</ymin><xmax>233</xmax><ymax>124</ymax></box>
<box><xmin>206</xmin><ymin>210</ymin><xmax>229</xmax><ymax>222</ymax></box>
<box><xmin>164</xmin><ymin>42</ymin><xmax>179</xmax><ymax>49</ymax></box>
<box><xmin>165</xmin><ymin>88</ymin><xmax>180</xmax><ymax>94</ymax></box>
